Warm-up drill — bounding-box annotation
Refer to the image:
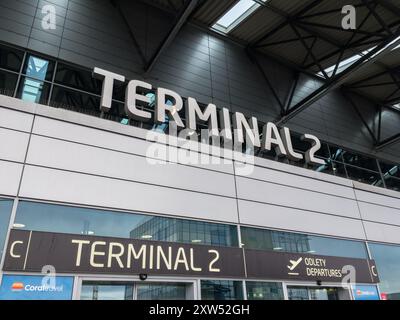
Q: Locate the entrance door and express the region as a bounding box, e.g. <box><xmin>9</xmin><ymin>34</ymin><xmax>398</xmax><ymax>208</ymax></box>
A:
<box><xmin>287</xmin><ymin>286</ymin><xmax>349</xmax><ymax>300</ymax></box>
<box><xmin>79</xmin><ymin>280</ymin><xmax>193</xmax><ymax>300</ymax></box>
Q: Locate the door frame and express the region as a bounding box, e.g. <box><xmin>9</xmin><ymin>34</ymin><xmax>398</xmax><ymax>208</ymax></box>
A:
<box><xmin>73</xmin><ymin>275</ymin><xmax>198</xmax><ymax>300</ymax></box>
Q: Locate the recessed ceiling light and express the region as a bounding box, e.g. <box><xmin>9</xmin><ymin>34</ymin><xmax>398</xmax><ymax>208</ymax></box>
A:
<box><xmin>191</xmin><ymin>239</ymin><xmax>202</xmax><ymax>243</ymax></box>
<box><xmin>141</xmin><ymin>234</ymin><xmax>153</xmax><ymax>239</ymax></box>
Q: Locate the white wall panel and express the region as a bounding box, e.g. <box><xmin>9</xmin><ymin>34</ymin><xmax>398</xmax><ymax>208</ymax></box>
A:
<box><xmin>236</xmin><ymin>176</ymin><xmax>360</xmax><ymax>219</ymax></box>
<box><xmin>363</xmin><ymin>221</ymin><xmax>400</xmax><ymax>244</ymax></box>
<box><xmin>238</xmin><ymin>200</ymin><xmax>366</xmax><ymax>240</ymax></box>
<box><xmin>358</xmin><ymin>202</ymin><xmax>400</xmax><ymax>226</ymax></box>
<box><xmin>355</xmin><ymin>189</ymin><xmax>400</xmax><ymax>210</ymax></box>
<box><xmin>32</xmin><ymin>116</ymin><xmax>234</xmax><ymax>174</ymax></box>
<box><xmin>235</xmin><ymin>162</ymin><xmax>355</xmax><ymax>198</ymax></box>
<box><xmin>0</xmin><ymin>128</ymin><xmax>29</xmax><ymax>162</ymax></box>
<box><xmin>0</xmin><ymin>160</ymin><xmax>23</xmax><ymax>196</ymax></box>
<box><xmin>18</xmin><ymin>165</ymin><xmax>239</xmax><ymax>223</ymax></box>
<box><xmin>0</xmin><ymin>106</ymin><xmax>33</xmax><ymax>132</ymax></box>
<box><xmin>26</xmin><ymin>135</ymin><xmax>236</xmax><ymax>197</ymax></box>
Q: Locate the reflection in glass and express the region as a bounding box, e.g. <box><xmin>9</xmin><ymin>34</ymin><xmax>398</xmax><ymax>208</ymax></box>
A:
<box><xmin>369</xmin><ymin>243</ymin><xmax>400</xmax><ymax>300</ymax></box>
<box><xmin>137</xmin><ymin>283</ymin><xmax>187</xmax><ymax>300</ymax></box>
<box><xmin>80</xmin><ymin>281</ymin><xmax>133</xmax><ymax>300</ymax></box>
<box><xmin>345</xmin><ymin>165</ymin><xmax>382</xmax><ymax>186</ymax></box>
<box><xmin>14</xmin><ymin>201</ymin><xmax>238</xmax><ymax>247</ymax></box>
<box><xmin>0</xmin><ymin>199</ymin><xmax>14</xmax><ymax>258</ymax></box>
<box><xmin>0</xmin><ymin>44</ymin><xmax>24</xmax><ymax>71</ymax></box>
<box><xmin>55</xmin><ymin>63</ymin><xmax>102</xmax><ymax>95</ymax></box>
<box><xmin>287</xmin><ymin>286</ymin><xmax>309</xmax><ymax>300</ymax></box>
<box><xmin>342</xmin><ymin>151</ymin><xmax>378</xmax><ymax>171</ymax></box>
<box><xmin>20</xmin><ymin>56</ymin><xmax>51</xmax><ymax>103</ymax></box>
<box><xmin>0</xmin><ymin>70</ymin><xmax>18</xmax><ymax>96</ymax></box>
<box><xmin>384</xmin><ymin>176</ymin><xmax>400</xmax><ymax>192</ymax></box>
<box><xmin>240</xmin><ymin>227</ymin><xmax>367</xmax><ymax>259</ymax></box>
<box><xmin>50</xmin><ymin>85</ymin><xmax>101</xmax><ymax>117</ymax></box>
<box><xmin>287</xmin><ymin>286</ymin><xmax>341</xmax><ymax>300</ymax></box>
<box><xmin>246</xmin><ymin>282</ymin><xmax>284</xmax><ymax>300</ymax></box>
<box><xmin>201</xmin><ymin>280</ymin><xmax>243</xmax><ymax>300</ymax></box>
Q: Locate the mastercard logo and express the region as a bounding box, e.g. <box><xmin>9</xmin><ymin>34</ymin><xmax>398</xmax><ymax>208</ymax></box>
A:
<box><xmin>11</xmin><ymin>282</ymin><xmax>24</xmax><ymax>291</ymax></box>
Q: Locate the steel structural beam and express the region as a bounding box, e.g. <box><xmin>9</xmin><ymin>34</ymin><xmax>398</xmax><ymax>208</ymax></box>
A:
<box><xmin>145</xmin><ymin>0</ymin><xmax>200</xmax><ymax>73</ymax></box>
<box><xmin>275</xmin><ymin>30</ymin><xmax>400</xmax><ymax>126</ymax></box>
<box><xmin>110</xmin><ymin>0</ymin><xmax>148</xmax><ymax>67</ymax></box>
<box><xmin>246</xmin><ymin>49</ymin><xmax>285</xmax><ymax>114</ymax></box>
<box><xmin>342</xmin><ymin>90</ymin><xmax>378</xmax><ymax>144</ymax></box>
<box><xmin>376</xmin><ymin>133</ymin><xmax>400</xmax><ymax>150</ymax></box>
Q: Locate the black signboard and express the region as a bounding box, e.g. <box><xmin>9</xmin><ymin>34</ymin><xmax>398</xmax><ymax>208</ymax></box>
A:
<box><xmin>245</xmin><ymin>249</ymin><xmax>379</xmax><ymax>283</ymax></box>
<box><xmin>3</xmin><ymin>230</ymin><xmax>379</xmax><ymax>283</ymax></box>
<box><xmin>3</xmin><ymin>230</ymin><xmax>245</xmax><ymax>278</ymax></box>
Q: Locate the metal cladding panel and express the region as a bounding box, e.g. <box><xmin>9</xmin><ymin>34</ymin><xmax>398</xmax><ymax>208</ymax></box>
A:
<box><xmin>25</xmin><ymin>135</ymin><xmax>237</xmax><ymax>198</ymax></box>
<box><xmin>363</xmin><ymin>221</ymin><xmax>400</xmax><ymax>244</ymax></box>
<box><xmin>18</xmin><ymin>165</ymin><xmax>240</xmax><ymax>224</ymax></box>
<box><xmin>237</xmin><ymin>199</ymin><xmax>367</xmax><ymax>240</ymax></box>
<box><xmin>235</xmin><ymin>176</ymin><xmax>360</xmax><ymax>219</ymax></box>
<box><xmin>0</xmin><ymin>160</ymin><xmax>23</xmax><ymax>197</ymax></box>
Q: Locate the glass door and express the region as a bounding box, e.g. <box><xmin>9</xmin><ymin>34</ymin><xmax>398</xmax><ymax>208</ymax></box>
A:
<box><xmin>79</xmin><ymin>280</ymin><xmax>193</xmax><ymax>300</ymax></box>
<box><xmin>80</xmin><ymin>281</ymin><xmax>134</xmax><ymax>300</ymax></box>
<box><xmin>136</xmin><ymin>282</ymin><xmax>188</xmax><ymax>300</ymax></box>
<box><xmin>287</xmin><ymin>286</ymin><xmax>348</xmax><ymax>300</ymax></box>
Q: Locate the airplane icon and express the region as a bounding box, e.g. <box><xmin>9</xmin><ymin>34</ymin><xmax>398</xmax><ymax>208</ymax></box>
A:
<box><xmin>287</xmin><ymin>257</ymin><xmax>303</xmax><ymax>271</ymax></box>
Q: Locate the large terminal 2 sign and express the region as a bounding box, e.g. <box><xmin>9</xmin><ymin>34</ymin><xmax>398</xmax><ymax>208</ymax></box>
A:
<box><xmin>93</xmin><ymin>68</ymin><xmax>325</xmax><ymax>166</ymax></box>
<box><xmin>4</xmin><ymin>230</ymin><xmax>379</xmax><ymax>284</ymax></box>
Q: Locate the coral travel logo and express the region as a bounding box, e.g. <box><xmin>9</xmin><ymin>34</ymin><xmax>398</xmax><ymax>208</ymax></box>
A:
<box><xmin>11</xmin><ymin>282</ymin><xmax>24</xmax><ymax>292</ymax></box>
<box><xmin>0</xmin><ymin>275</ymin><xmax>74</xmax><ymax>300</ymax></box>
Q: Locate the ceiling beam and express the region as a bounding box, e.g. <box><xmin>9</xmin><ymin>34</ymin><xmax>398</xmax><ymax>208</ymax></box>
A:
<box><xmin>145</xmin><ymin>0</ymin><xmax>200</xmax><ymax>73</ymax></box>
<box><xmin>376</xmin><ymin>133</ymin><xmax>400</xmax><ymax>149</ymax></box>
<box><xmin>275</xmin><ymin>29</ymin><xmax>400</xmax><ymax>126</ymax></box>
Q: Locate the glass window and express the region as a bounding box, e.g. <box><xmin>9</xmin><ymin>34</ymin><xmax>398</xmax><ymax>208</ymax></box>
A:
<box><xmin>246</xmin><ymin>282</ymin><xmax>284</xmax><ymax>300</ymax></box>
<box><xmin>18</xmin><ymin>55</ymin><xmax>52</xmax><ymax>104</ymax></box>
<box><xmin>379</xmin><ymin>161</ymin><xmax>400</xmax><ymax>179</ymax></box>
<box><xmin>342</xmin><ymin>151</ymin><xmax>378</xmax><ymax>171</ymax></box>
<box><xmin>201</xmin><ymin>280</ymin><xmax>243</xmax><ymax>300</ymax></box>
<box><xmin>137</xmin><ymin>283</ymin><xmax>187</xmax><ymax>300</ymax></box>
<box><xmin>332</xmin><ymin>161</ymin><xmax>348</xmax><ymax>178</ymax></box>
<box><xmin>80</xmin><ymin>281</ymin><xmax>134</xmax><ymax>300</ymax></box>
<box><xmin>385</xmin><ymin>176</ymin><xmax>400</xmax><ymax>192</ymax></box>
<box><xmin>17</xmin><ymin>76</ymin><xmax>51</xmax><ymax>104</ymax></box>
<box><xmin>328</xmin><ymin>146</ymin><xmax>344</xmax><ymax>162</ymax></box>
<box><xmin>50</xmin><ymin>86</ymin><xmax>101</xmax><ymax>118</ymax></box>
<box><xmin>22</xmin><ymin>55</ymin><xmax>54</xmax><ymax>81</ymax></box>
<box><xmin>0</xmin><ymin>70</ymin><xmax>18</xmax><ymax>97</ymax></box>
<box><xmin>0</xmin><ymin>199</ymin><xmax>13</xmax><ymax>258</ymax></box>
<box><xmin>368</xmin><ymin>243</ymin><xmax>400</xmax><ymax>300</ymax></box>
<box><xmin>240</xmin><ymin>227</ymin><xmax>368</xmax><ymax>259</ymax></box>
<box><xmin>345</xmin><ymin>165</ymin><xmax>383</xmax><ymax>185</ymax></box>
<box><xmin>0</xmin><ymin>44</ymin><xmax>24</xmax><ymax>71</ymax></box>
<box><xmin>14</xmin><ymin>201</ymin><xmax>238</xmax><ymax>247</ymax></box>
<box><xmin>55</xmin><ymin>63</ymin><xmax>102</xmax><ymax>95</ymax></box>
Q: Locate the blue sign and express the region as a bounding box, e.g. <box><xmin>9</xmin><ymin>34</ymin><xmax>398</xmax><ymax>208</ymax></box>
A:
<box><xmin>352</xmin><ymin>285</ymin><xmax>380</xmax><ymax>300</ymax></box>
<box><xmin>0</xmin><ymin>275</ymin><xmax>73</xmax><ymax>300</ymax></box>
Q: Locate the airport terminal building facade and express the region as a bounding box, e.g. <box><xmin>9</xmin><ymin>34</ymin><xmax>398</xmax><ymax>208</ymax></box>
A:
<box><xmin>0</xmin><ymin>0</ymin><xmax>399</xmax><ymax>300</ymax></box>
